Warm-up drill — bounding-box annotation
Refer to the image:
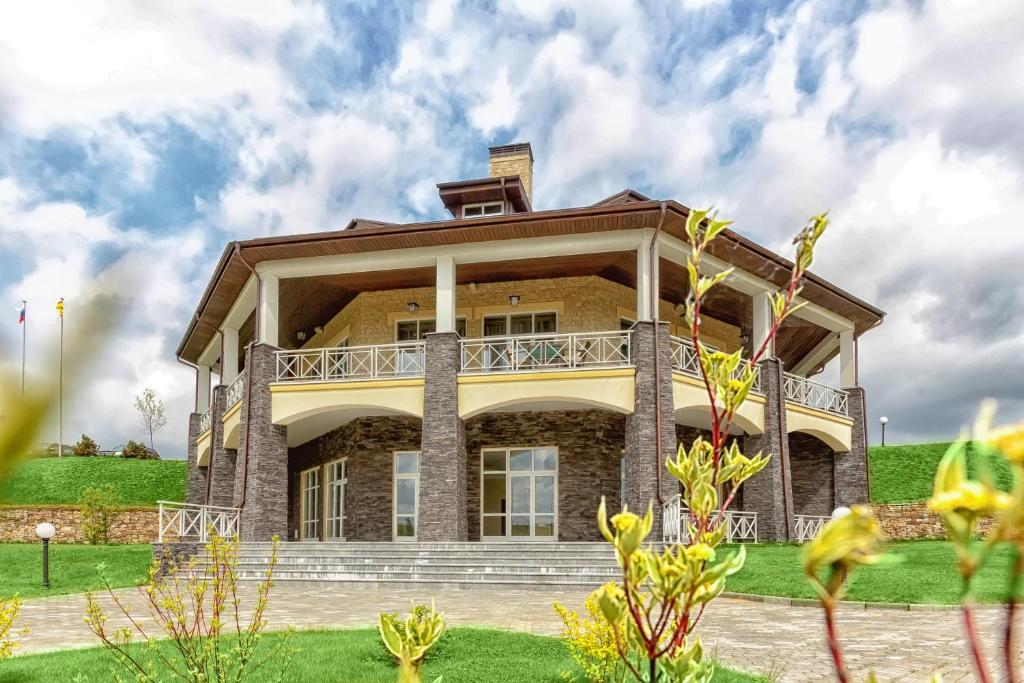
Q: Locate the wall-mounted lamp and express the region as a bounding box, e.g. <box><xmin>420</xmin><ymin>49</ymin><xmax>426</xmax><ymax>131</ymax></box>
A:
<box><xmin>314</xmin><ymin>326</ymin><xmax>324</xmax><ymax>335</ymax></box>
<box><xmin>407</xmin><ymin>302</ymin><xmax>420</xmax><ymax>313</ymax></box>
<box><xmin>508</xmin><ymin>295</ymin><xmax>521</xmax><ymax>307</ymax></box>
<box><xmin>296</xmin><ymin>330</ymin><xmax>307</xmax><ymax>342</ymax></box>
<box><xmin>468</xmin><ymin>282</ymin><xmax>478</xmax><ymax>292</ymax></box>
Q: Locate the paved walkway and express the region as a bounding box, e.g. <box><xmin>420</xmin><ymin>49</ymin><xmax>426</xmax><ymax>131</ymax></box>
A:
<box><xmin>14</xmin><ymin>584</ymin><xmax>1016</xmax><ymax>681</ymax></box>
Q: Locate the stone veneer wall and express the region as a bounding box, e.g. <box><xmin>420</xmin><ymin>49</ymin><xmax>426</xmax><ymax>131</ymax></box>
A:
<box><xmin>287</xmin><ymin>416</ymin><xmax>422</xmax><ymax>542</ymax></box>
<box><xmin>464</xmin><ymin>410</ymin><xmax>625</xmax><ymax>542</ymax></box>
<box><xmin>185</xmin><ymin>412</ymin><xmax>206</xmax><ymax>505</ymax></box>
<box><xmin>0</xmin><ymin>506</ymin><xmax>158</xmax><ymax>543</ymax></box>
<box><xmin>742</xmin><ymin>358</ymin><xmax>794</xmax><ymax>540</ymax></box>
<box><xmin>835</xmin><ymin>387</ymin><xmax>870</xmax><ymax>508</ymax></box>
<box><xmin>875</xmin><ymin>502</ymin><xmax>995</xmax><ymax>541</ymax></box>
<box><xmin>789</xmin><ymin>432</ymin><xmax>836</xmax><ymax>516</ymax></box>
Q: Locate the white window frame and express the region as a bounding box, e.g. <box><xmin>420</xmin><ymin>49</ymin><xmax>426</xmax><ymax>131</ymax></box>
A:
<box><xmin>479</xmin><ymin>446</ymin><xmax>558</xmax><ymax>542</ymax></box>
<box><xmin>325</xmin><ymin>458</ymin><xmax>348</xmax><ymax>541</ymax></box>
<box><xmin>393</xmin><ymin>451</ymin><xmax>420</xmax><ymax>542</ymax></box>
<box><xmin>481</xmin><ymin>311</ymin><xmax>558</xmax><ymax>336</ymax></box>
<box><xmin>300</xmin><ymin>466</ymin><xmax>321</xmax><ymax>541</ymax></box>
<box><xmin>462</xmin><ymin>201</ymin><xmax>504</xmax><ymax>218</ymax></box>
<box><xmin>394</xmin><ymin>317</ymin><xmax>467</xmax><ymax>341</ymax></box>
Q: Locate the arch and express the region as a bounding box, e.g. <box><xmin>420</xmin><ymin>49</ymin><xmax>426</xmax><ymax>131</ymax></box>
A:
<box><xmin>278</xmin><ymin>404</ymin><xmax>422</xmax><ymax>447</ymax></box>
<box><xmin>461</xmin><ymin>395</ymin><xmax>633</xmax><ymax>420</ymax></box>
<box><xmin>197</xmin><ymin>435</ymin><xmax>212</xmax><ymax>467</ymax></box>
<box><xmin>788</xmin><ymin>427</ymin><xmax>848</xmax><ymax>453</ymax></box>
<box><xmin>788</xmin><ymin>431</ymin><xmax>839</xmax><ymax>516</ymax></box>
<box><xmin>457</xmin><ymin>370</ymin><xmax>634</xmax><ymax>419</ymax></box>
<box><xmin>785</xmin><ymin>406</ymin><xmax>852</xmax><ymax>452</ymax></box>
<box><xmin>672</xmin><ymin>375</ymin><xmax>765</xmax><ymax>435</ymax></box>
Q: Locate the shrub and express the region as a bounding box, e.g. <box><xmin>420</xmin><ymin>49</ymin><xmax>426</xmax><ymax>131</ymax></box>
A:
<box><xmin>79</xmin><ymin>485</ymin><xmax>119</xmax><ymax>545</ymax></box>
<box><xmin>84</xmin><ymin>533</ymin><xmax>294</xmax><ymax>682</ymax></box>
<box><xmin>554</xmin><ymin>591</ymin><xmax>627</xmax><ymax>682</ymax></box>
<box><xmin>0</xmin><ymin>596</ymin><xmax>27</xmax><ymax>660</ymax></box>
<box><xmin>379</xmin><ymin>602</ymin><xmax>445</xmax><ymax>682</ymax></box>
<box><xmin>72</xmin><ymin>434</ymin><xmax>100</xmax><ymax>457</ymax></box>
<box><xmin>121</xmin><ymin>440</ymin><xmax>154</xmax><ymax>460</ymax></box>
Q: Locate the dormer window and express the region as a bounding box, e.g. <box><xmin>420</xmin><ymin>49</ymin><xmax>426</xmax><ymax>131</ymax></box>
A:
<box><xmin>462</xmin><ymin>202</ymin><xmax>504</xmax><ymax>218</ymax></box>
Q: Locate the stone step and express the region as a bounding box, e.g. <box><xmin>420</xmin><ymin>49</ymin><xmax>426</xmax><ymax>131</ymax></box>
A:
<box><xmin>201</xmin><ymin>556</ymin><xmax>619</xmax><ymax>567</ymax></box>
<box><xmin>221</xmin><ymin>551</ymin><xmax>617</xmax><ymax>561</ymax></box>
<box><xmin>221</xmin><ymin>563</ymin><xmax>620</xmax><ymax>575</ymax></box>
<box><xmin>232</xmin><ymin>570</ymin><xmax>613</xmax><ymax>585</ymax></box>
<box><xmin>235</xmin><ymin>542</ymin><xmax>613</xmax><ymax>552</ymax></box>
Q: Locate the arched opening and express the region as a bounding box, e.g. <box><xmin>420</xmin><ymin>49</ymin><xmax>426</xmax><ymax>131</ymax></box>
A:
<box><xmin>788</xmin><ymin>432</ymin><xmax>840</xmax><ymax>516</ymax></box>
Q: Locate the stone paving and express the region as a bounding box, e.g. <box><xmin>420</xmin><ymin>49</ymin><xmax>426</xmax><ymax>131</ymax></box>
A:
<box><xmin>14</xmin><ymin>583</ymin><xmax>1015</xmax><ymax>681</ymax></box>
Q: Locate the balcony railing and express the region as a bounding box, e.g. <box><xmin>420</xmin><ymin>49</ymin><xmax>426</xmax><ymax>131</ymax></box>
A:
<box><xmin>459</xmin><ymin>330</ymin><xmax>631</xmax><ymax>374</ymax></box>
<box><xmin>157</xmin><ymin>501</ymin><xmax>240</xmax><ymax>543</ymax></box>
<box><xmin>225</xmin><ymin>371</ymin><xmax>245</xmax><ymax>409</ymax></box>
<box><xmin>662</xmin><ymin>494</ymin><xmax>758</xmax><ymax>544</ymax></box>
<box><xmin>794</xmin><ymin>514</ymin><xmax>829</xmax><ymax>542</ymax></box>
<box><xmin>782</xmin><ymin>373</ymin><xmax>849</xmax><ymax>417</ymax></box>
<box><xmin>198</xmin><ymin>408</ymin><xmax>211</xmax><ymax>435</ymax></box>
<box><xmin>275</xmin><ymin>342</ymin><xmax>426</xmax><ymax>383</ymax></box>
<box><xmin>668</xmin><ymin>336</ymin><xmax>761</xmax><ymax>393</ymax></box>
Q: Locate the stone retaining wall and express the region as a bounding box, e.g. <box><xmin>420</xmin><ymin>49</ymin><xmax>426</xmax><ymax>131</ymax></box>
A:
<box><xmin>875</xmin><ymin>502</ymin><xmax>996</xmax><ymax>541</ymax></box>
<box><xmin>0</xmin><ymin>505</ymin><xmax>158</xmax><ymax>544</ymax></box>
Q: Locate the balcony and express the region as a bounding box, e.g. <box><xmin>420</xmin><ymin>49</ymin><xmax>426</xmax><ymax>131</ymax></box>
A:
<box><xmin>459</xmin><ymin>330</ymin><xmax>632</xmax><ymax>375</ymax></box>
<box><xmin>669</xmin><ymin>335</ymin><xmax>762</xmax><ymax>393</ymax></box>
<box><xmin>275</xmin><ymin>342</ymin><xmax>426</xmax><ymax>383</ymax></box>
<box><xmin>225</xmin><ymin>371</ymin><xmax>245</xmax><ymax>409</ymax></box>
<box><xmin>782</xmin><ymin>373</ymin><xmax>849</xmax><ymax>417</ymax></box>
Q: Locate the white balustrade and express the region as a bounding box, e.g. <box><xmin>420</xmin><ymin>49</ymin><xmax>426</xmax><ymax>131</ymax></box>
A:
<box><xmin>668</xmin><ymin>336</ymin><xmax>762</xmax><ymax>394</ymax></box>
<box><xmin>782</xmin><ymin>373</ymin><xmax>849</xmax><ymax>417</ymax></box>
<box><xmin>460</xmin><ymin>330</ymin><xmax>631</xmax><ymax>374</ymax></box>
<box><xmin>662</xmin><ymin>495</ymin><xmax>758</xmax><ymax>544</ymax></box>
<box><xmin>157</xmin><ymin>501</ymin><xmax>240</xmax><ymax>543</ymax></box>
<box><xmin>198</xmin><ymin>408</ymin><xmax>212</xmax><ymax>434</ymax></box>
<box><xmin>225</xmin><ymin>371</ymin><xmax>245</xmax><ymax>408</ymax></box>
<box><xmin>275</xmin><ymin>342</ymin><xmax>426</xmax><ymax>383</ymax></box>
<box><xmin>794</xmin><ymin>514</ymin><xmax>830</xmax><ymax>542</ymax></box>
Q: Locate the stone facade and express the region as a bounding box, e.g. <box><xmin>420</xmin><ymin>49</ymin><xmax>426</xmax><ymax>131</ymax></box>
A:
<box><xmin>789</xmin><ymin>432</ymin><xmax>836</xmax><ymax>516</ymax></box>
<box><xmin>465</xmin><ymin>410</ymin><xmax>625</xmax><ymax>542</ymax></box>
<box><xmin>0</xmin><ymin>506</ymin><xmax>158</xmax><ymax>544</ymax></box>
<box><xmin>207</xmin><ymin>385</ymin><xmax>237</xmax><ymax>508</ymax></box>
<box><xmin>236</xmin><ymin>343</ymin><xmax>289</xmax><ymax>541</ymax></box>
<box><xmin>153</xmin><ymin>541</ymin><xmax>205</xmax><ymax>577</ymax></box>
<box><xmin>418</xmin><ymin>332</ymin><xmax>468</xmax><ymax>541</ymax></box>
<box><xmin>624</xmin><ymin>321</ymin><xmax>677</xmax><ymax>536</ymax></box>
<box><xmin>835</xmin><ymin>387</ymin><xmax>870</xmax><ymax>508</ymax></box>
<box><xmin>742</xmin><ymin>358</ymin><xmax>794</xmax><ymax>540</ymax></box>
<box><xmin>185</xmin><ymin>412</ymin><xmax>206</xmax><ymax>505</ymax></box>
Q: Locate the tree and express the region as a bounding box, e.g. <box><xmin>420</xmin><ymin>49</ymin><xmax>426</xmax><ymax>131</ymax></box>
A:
<box><xmin>121</xmin><ymin>440</ymin><xmax>156</xmax><ymax>460</ymax></box>
<box><xmin>134</xmin><ymin>388</ymin><xmax>167</xmax><ymax>451</ymax></box>
<box><xmin>72</xmin><ymin>434</ymin><xmax>99</xmax><ymax>457</ymax></box>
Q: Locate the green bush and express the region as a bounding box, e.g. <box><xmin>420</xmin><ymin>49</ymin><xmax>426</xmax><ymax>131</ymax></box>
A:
<box><xmin>79</xmin><ymin>485</ymin><xmax>119</xmax><ymax>545</ymax></box>
<box><xmin>121</xmin><ymin>440</ymin><xmax>154</xmax><ymax>460</ymax></box>
<box><xmin>72</xmin><ymin>435</ymin><xmax>99</xmax><ymax>457</ymax></box>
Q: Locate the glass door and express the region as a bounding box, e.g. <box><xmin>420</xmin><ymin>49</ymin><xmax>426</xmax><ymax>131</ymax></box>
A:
<box><xmin>481</xmin><ymin>447</ymin><xmax>557</xmax><ymax>541</ymax></box>
<box><xmin>300</xmin><ymin>467</ymin><xmax>321</xmax><ymax>541</ymax></box>
<box><xmin>393</xmin><ymin>451</ymin><xmax>419</xmax><ymax>541</ymax></box>
<box><xmin>325</xmin><ymin>458</ymin><xmax>347</xmax><ymax>540</ymax></box>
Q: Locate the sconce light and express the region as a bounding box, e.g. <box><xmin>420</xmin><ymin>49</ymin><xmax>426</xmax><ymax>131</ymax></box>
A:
<box><xmin>407</xmin><ymin>302</ymin><xmax>420</xmax><ymax>313</ymax></box>
<box><xmin>314</xmin><ymin>326</ymin><xmax>324</xmax><ymax>335</ymax></box>
<box><xmin>296</xmin><ymin>330</ymin><xmax>307</xmax><ymax>342</ymax></box>
<box><xmin>508</xmin><ymin>295</ymin><xmax>521</xmax><ymax>307</ymax></box>
<box><xmin>468</xmin><ymin>282</ymin><xmax>478</xmax><ymax>292</ymax></box>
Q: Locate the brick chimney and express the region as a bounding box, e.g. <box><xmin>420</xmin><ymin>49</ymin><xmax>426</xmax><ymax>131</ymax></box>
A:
<box><xmin>488</xmin><ymin>142</ymin><xmax>534</xmax><ymax>203</ymax></box>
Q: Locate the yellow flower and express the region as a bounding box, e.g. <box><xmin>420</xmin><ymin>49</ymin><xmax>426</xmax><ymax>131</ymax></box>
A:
<box><xmin>988</xmin><ymin>425</ymin><xmax>1024</xmax><ymax>463</ymax></box>
<box><xmin>684</xmin><ymin>543</ymin><xmax>716</xmax><ymax>563</ymax></box>
<box><xmin>928</xmin><ymin>481</ymin><xmax>1013</xmax><ymax>515</ymax></box>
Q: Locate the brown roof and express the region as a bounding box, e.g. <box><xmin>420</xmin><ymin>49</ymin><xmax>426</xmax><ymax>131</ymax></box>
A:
<box><xmin>592</xmin><ymin>188</ymin><xmax>652</xmax><ymax>206</ymax></box>
<box><xmin>436</xmin><ymin>175</ymin><xmax>532</xmax><ymax>216</ymax></box>
<box><xmin>177</xmin><ymin>199</ymin><xmax>885</xmax><ymax>362</ymax></box>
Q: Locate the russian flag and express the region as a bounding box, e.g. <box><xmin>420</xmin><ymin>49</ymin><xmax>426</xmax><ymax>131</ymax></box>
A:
<box><xmin>17</xmin><ymin>301</ymin><xmax>25</xmax><ymax>325</ymax></box>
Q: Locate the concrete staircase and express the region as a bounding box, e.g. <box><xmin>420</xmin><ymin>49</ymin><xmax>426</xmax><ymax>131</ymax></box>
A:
<box><xmin>209</xmin><ymin>542</ymin><xmax>621</xmax><ymax>587</ymax></box>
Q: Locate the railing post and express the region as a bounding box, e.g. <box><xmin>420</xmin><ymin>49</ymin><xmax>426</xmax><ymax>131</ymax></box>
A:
<box><xmin>158</xmin><ymin>502</ymin><xmax>165</xmax><ymax>543</ymax></box>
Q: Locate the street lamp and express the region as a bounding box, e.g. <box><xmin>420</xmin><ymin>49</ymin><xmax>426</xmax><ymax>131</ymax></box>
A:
<box><xmin>879</xmin><ymin>416</ymin><xmax>889</xmax><ymax>447</ymax></box>
<box><xmin>35</xmin><ymin>522</ymin><xmax>55</xmax><ymax>588</ymax></box>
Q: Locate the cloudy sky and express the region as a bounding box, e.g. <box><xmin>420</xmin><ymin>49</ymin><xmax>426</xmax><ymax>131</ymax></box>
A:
<box><xmin>0</xmin><ymin>0</ymin><xmax>1021</xmax><ymax>458</ymax></box>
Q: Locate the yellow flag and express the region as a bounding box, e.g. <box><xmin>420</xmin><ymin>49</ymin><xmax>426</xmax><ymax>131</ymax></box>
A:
<box><xmin>55</xmin><ymin>298</ymin><xmax>64</xmax><ymax>318</ymax></box>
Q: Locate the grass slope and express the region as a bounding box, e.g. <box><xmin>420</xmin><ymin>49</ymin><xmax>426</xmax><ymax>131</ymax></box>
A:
<box><xmin>0</xmin><ymin>544</ymin><xmax>152</xmax><ymax>599</ymax></box>
<box><xmin>728</xmin><ymin>539</ymin><xmax>1017</xmax><ymax>604</ymax></box>
<box><xmin>869</xmin><ymin>441</ymin><xmax>1013</xmax><ymax>504</ymax></box>
<box><xmin>0</xmin><ymin>628</ymin><xmax>766</xmax><ymax>682</ymax></box>
<box><xmin>0</xmin><ymin>457</ymin><xmax>186</xmax><ymax>506</ymax></box>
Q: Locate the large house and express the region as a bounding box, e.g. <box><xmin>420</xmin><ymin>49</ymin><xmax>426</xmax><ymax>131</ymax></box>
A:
<box><xmin>176</xmin><ymin>143</ymin><xmax>883</xmax><ymax>545</ymax></box>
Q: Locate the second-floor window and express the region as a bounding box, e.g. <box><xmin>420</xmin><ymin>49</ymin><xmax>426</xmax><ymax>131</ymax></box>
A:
<box><xmin>396</xmin><ymin>318</ymin><xmax>467</xmax><ymax>341</ymax></box>
<box><xmin>483</xmin><ymin>312</ymin><xmax>557</xmax><ymax>337</ymax></box>
<box><xmin>462</xmin><ymin>202</ymin><xmax>504</xmax><ymax>218</ymax></box>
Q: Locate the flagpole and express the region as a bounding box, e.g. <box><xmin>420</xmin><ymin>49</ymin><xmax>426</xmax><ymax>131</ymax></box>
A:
<box><xmin>21</xmin><ymin>301</ymin><xmax>26</xmax><ymax>396</ymax></box>
<box><xmin>57</xmin><ymin>298</ymin><xmax>64</xmax><ymax>458</ymax></box>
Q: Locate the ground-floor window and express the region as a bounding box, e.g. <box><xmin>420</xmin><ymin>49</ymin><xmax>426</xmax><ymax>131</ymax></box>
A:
<box><xmin>300</xmin><ymin>467</ymin><xmax>321</xmax><ymax>540</ymax></box>
<box><xmin>481</xmin><ymin>447</ymin><xmax>558</xmax><ymax>540</ymax></box>
<box><xmin>325</xmin><ymin>458</ymin><xmax>347</xmax><ymax>540</ymax></box>
<box><xmin>394</xmin><ymin>451</ymin><xmax>420</xmax><ymax>541</ymax></box>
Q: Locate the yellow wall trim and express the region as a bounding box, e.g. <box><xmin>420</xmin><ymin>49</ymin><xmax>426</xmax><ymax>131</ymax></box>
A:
<box><xmin>197</xmin><ymin>428</ymin><xmax>212</xmax><ymax>442</ymax></box>
<box><xmin>458</xmin><ymin>368</ymin><xmax>635</xmax><ymax>384</ymax></box>
<box><xmin>785</xmin><ymin>402</ymin><xmax>854</xmax><ymax>425</ymax></box>
<box><xmin>221</xmin><ymin>401</ymin><xmax>243</xmax><ymax>423</ymax></box>
<box><xmin>271</xmin><ymin>378</ymin><xmax>425</xmax><ymax>393</ymax></box>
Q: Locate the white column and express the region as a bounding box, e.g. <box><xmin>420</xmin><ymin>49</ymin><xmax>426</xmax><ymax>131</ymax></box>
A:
<box><xmin>637</xmin><ymin>234</ymin><xmax>658</xmax><ymax>321</ymax></box>
<box><xmin>197</xmin><ymin>364</ymin><xmax>211</xmax><ymax>413</ymax></box>
<box><xmin>435</xmin><ymin>255</ymin><xmax>456</xmax><ymax>333</ymax></box>
<box><xmin>221</xmin><ymin>327</ymin><xmax>239</xmax><ymax>383</ymax></box>
<box><xmin>752</xmin><ymin>291</ymin><xmax>775</xmax><ymax>358</ymax></box>
<box><xmin>839</xmin><ymin>329</ymin><xmax>857</xmax><ymax>388</ymax></box>
<box><xmin>258</xmin><ymin>274</ymin><xmax>279</xmax><ymax>347</ymax></box>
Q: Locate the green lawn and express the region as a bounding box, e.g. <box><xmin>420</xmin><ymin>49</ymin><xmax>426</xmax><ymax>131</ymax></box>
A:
<box><xmin>0</xmin><ymin>543</ymin><xmax>151</xmax><ymax>599</ymax></box>
<box><xmin>0</xmin><ymin>457</ymin><xmax>185</xmax><ymax>506</ymax></box>
<box><xmin>868</xmin><ymin>441</ymin><xmax>1014</xmax><ymax>504</ymax></box>
<box><xmin>728</xmin><ymin>539</ymin><xmax>1018</xmax><ymax>604</ymax></box>
<box><xmin>0</xmin><ymin>627</ymin><xmax>766</xmax><ymax>682</ymax></box>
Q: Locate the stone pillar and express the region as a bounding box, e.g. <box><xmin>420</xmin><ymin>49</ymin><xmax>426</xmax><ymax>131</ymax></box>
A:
<box><xmin>185</xmin><ymin>413</ymin><xmax>207</xmax><ymax>505</ymax></box>
<box><xmin>207</xmin><ymin>386</ymin><xmax>237</xmax><ymax>508</ymax></box>
<box><xmin>235</xmin><ymin>343</ymin><xmax>288</xmax><ymax>541</ymax></box>
<box><xmin>418</xmin><ymin>332</ymin><xmax>468</xmax><ymax>542</ymax></box>
<box><xmin>623</xmin><ymin>321</ymin><xmax>677</xmax><ymax>536</ymax></box>
<box><xmin>835</xmin><ymin>387</ymin><xmax>870</xmax><ymax>508</ymax></box>
<box><xmin>741</xmin><ymin>358</ymin><xmax>794</xmax><ymax>541</ymax></box>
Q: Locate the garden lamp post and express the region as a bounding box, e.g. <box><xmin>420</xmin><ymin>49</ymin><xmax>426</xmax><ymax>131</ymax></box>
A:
<box><xmin>35</xmin><ymin>522</ymin><xmax>55</xmax><ymax>588</ymax></box>
<box><xmin>880</xmin><ymin>415</ymin><xmax>889</xmax><ymax>447</ymax></box>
